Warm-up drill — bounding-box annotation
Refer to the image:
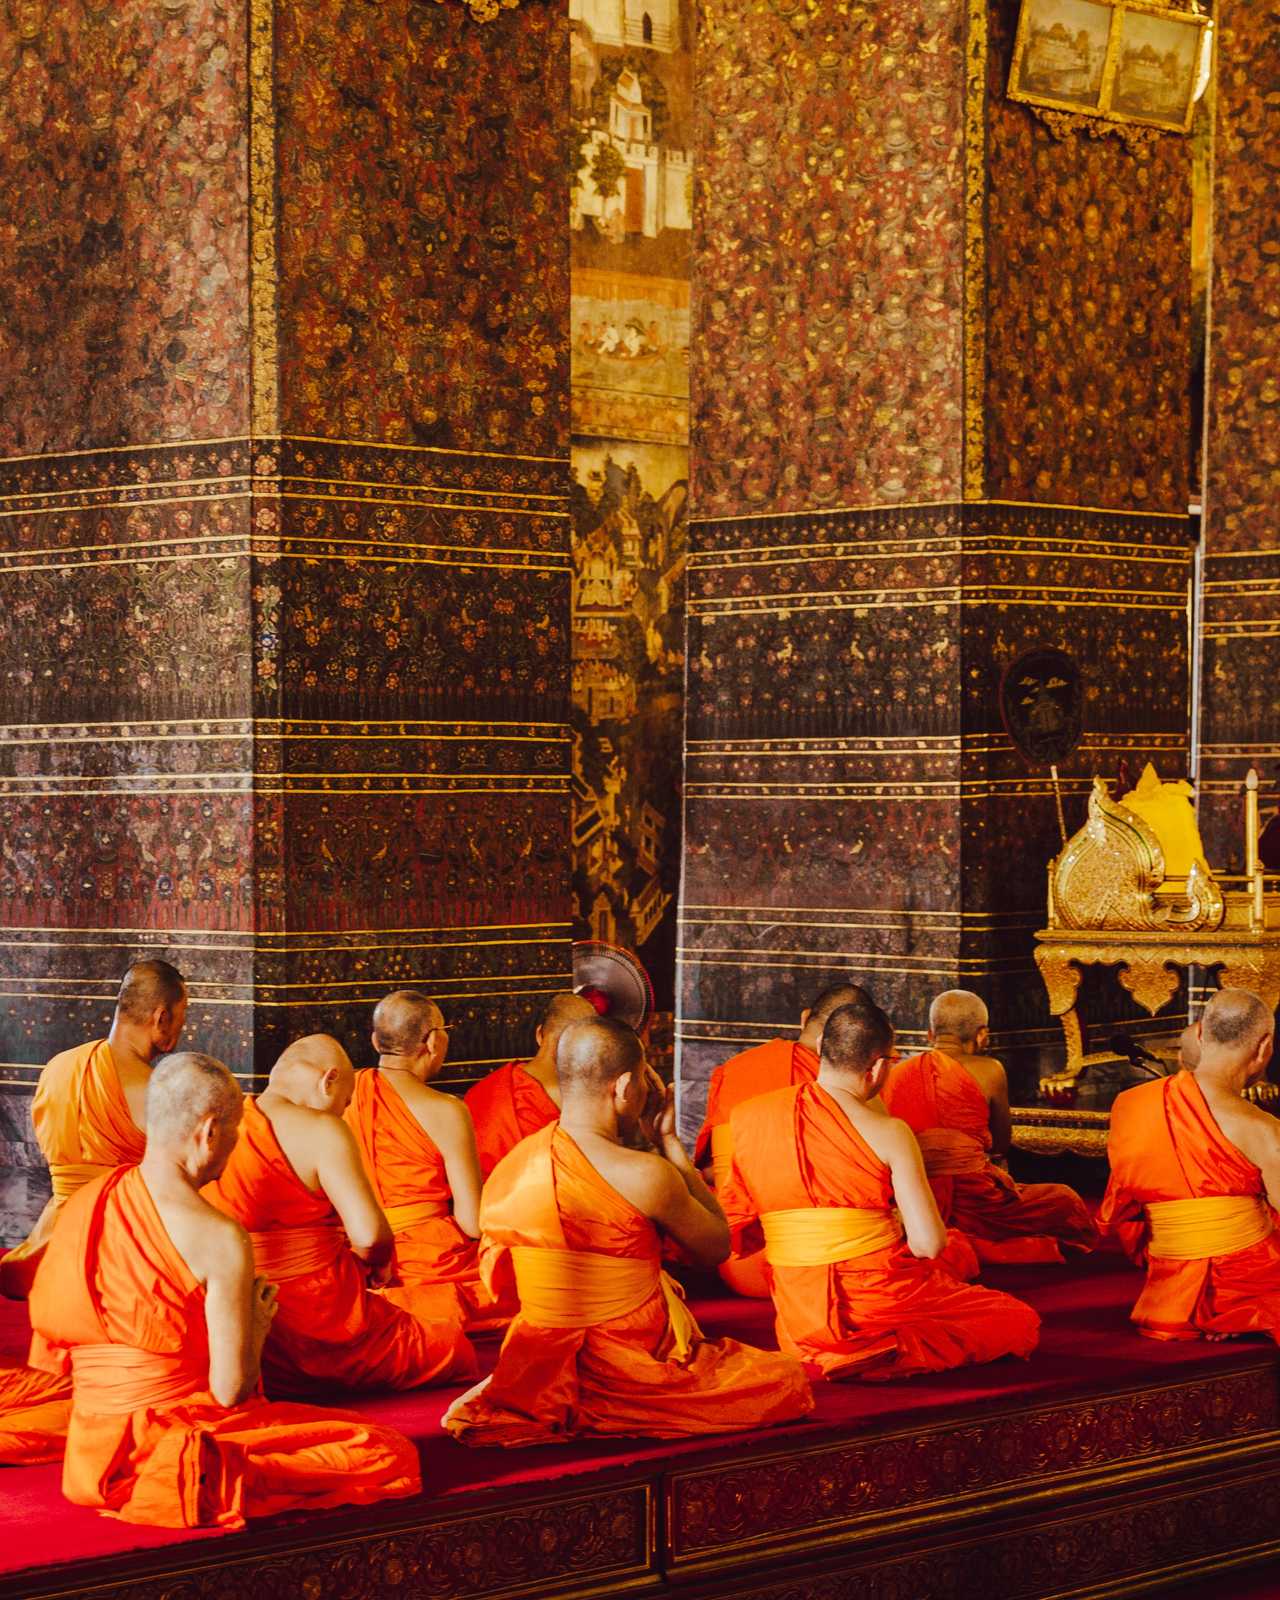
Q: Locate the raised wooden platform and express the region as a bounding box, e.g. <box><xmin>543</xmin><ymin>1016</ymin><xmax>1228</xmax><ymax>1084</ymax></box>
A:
<box><xmin>6</xmin><ymin>1255</ymin><xmax>1280</xmax><ymax>1600</ymax></box>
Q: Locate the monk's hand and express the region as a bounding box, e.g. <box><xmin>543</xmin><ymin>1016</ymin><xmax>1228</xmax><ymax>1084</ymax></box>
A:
<box><xmin>366</xmin><ymin>1256</ymin><xmax>397</xmax><ymax>1290</ymax></box>
<box><xmin>654</xmin><ymin>1082</ymin><xmax>680</xmax><ymax>1155</ymax></box>
<box><xmin>638</xmin><ymin>1065</ymin><xmax>668</xmax><ymax>1149</ymax></box>
<box><xmin>252</xmin><ymin>1277</ymin><xmax>278</xmax><ymax>1336</ymax></box>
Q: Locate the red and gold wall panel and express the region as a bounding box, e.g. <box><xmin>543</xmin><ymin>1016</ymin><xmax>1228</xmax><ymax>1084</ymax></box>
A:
<box><xmin>679</xmin><ymin>0</ymin><xmax>1195</xmax><ymax>1129</ymax></box>
<box><xmin>1197</xmin><ymin>1</ymin><xmax>1280</xmax><ymax>868</ymax></box>
<box><xmin>0</xmin><ymin>0</ymin><xmax>572</xmax><ymax>1244</ymax></box>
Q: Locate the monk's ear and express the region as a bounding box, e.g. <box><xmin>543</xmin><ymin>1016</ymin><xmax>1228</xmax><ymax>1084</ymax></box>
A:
<box><xmin>534</xmin><ymin>1024</ymin><xmax>546</xmax><ymax>1049</ymax></box>
<box><xmin>868</xmin><ymin>1058</ymin><xmax>891</xmax><ymax>1095</ymax></box>
<box><xmin>799</xmin><ymin>1008</ymin><xmax>811</xmax><ymax>1030</ymax></box>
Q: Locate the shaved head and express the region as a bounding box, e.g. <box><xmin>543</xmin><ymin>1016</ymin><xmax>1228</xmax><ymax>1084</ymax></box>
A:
<box><xmin>556</xmin><ymin>1017</ymin><xmax>643</xmax><ymax>1096</ymax></box>
<box><xmin>269</xmin><ymin>1033</ymin><xmax>355</xmax><ymax>1113</ymax></box>
<box><xmin>373</xmin><ymin>991</ymin><xmax>444</xmax><ymax>1056</ymax></box>
<box><xmin>116</xmin><ymin>959</ymin><xmax>186</xmax><ymax>1023</ymax></box>
<box><xmin>808</xmin><ymin>982</ymin><xmax>873</xmax><ymax>1028</ymax></box>
<box><xmin>820</xmin><ymin>999</ymin><xmax>895</xmax><ymax>1076</ymax></box>
<box><xmin>146</xmin><ymin>1051</ymin><xmax>241</xmax><ymax>1145</ymax></box>
<box><xmin>540</xmin><ymin>991</ymin><xmax>597</xmax><ymax>1040</ymax></box>
<box><xmin>929</xmin><ymin>990</ymin><xmax>990</xmax><ymax>1044</ymax></box>
<box><xmin>1201</xmin><ymin>989</ymin><xmax>1273</xmax><ymax>1055</ymax></box>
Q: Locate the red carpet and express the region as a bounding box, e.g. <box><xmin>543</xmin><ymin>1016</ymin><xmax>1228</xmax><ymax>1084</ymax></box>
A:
<box><xmin>0</xmin><ymin>1247</ymin><xmax>1275</xmax><ymax>1587</ymax></box>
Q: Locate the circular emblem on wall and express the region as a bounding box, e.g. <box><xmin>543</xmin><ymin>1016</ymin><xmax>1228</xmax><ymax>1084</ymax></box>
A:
<box><xmin>998</xmin><ymin>646</ymin><xmax>1084</xmax><ymax>768</ymax></box>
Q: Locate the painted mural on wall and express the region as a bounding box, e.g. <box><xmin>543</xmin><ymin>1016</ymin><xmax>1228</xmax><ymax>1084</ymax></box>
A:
<box><xmin>570</xmin><ymin>0</ymin><xmax>690</xmax><ymax>1013</ymax></box>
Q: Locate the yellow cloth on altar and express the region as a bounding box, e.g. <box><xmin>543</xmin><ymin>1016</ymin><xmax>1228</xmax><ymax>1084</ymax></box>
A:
<box><xmin>1120</xmin><ymin>763</ymin><xmax>1208</xmax><ymax>878</ymax></box>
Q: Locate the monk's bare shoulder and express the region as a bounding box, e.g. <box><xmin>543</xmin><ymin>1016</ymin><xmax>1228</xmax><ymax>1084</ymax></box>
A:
<box><xmin>1210</xmin><ymin>1091</ymin><xmax>1280</xmax><ymax>1168</ymax></box>
<box><xmin>168</xmin><ymin>1194</ymin><xmax>252</xmax><ymax>1287</ymax></box>
<box><xmin>853</xmin><ymin>1107</ymin><xmax>920</xmax><ymax>1169</ymax></box>
<box><xmin>965</xmin><ymin>1053</ymin><xmax>1008</xmax><ymax>1101</ymax></box>
<box><xmin>311</xmin><ymin>1106</ymin><xmax>362</xmax><ymax>1161</ymax></box>
<box><xmin>607</xmin><ymin>1144</ymin><xmax>683</xmax><ymax>1219</ymax></box>
<box><xmin>395</xmin><ymin>1076</ymin><xmax>474</xmax><ymax>1146</ymax></box>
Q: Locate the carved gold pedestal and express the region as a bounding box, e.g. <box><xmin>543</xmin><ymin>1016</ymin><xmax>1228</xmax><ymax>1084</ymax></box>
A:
<box><xmin>1035</xmin><ymin>931</ymin><xmax>1280</xmax><ymax>1081</ymax></box>
<box><xmin>1034</xmin><ymin>773</ymin><xmax>1280</xmax><ymax>1085</ymax></box>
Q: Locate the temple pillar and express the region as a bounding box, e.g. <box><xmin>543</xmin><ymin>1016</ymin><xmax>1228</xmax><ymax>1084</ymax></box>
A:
<box><xmin>678</xmin><ymin>0</ymin><xmax>1194</xmax><ymax>1135</ymax></box>
<box><xmin>1196</xmin><ymin>5</ymin><xmax>1280</xmax><ymax>873</ymax></box>
<box><xmin>0</xmin><ymin>0</ymin><xmax>571</xmax><ymax>1241</ymax></box>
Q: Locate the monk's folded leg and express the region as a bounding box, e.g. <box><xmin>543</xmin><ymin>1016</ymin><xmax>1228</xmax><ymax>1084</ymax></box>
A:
<box><xmin>830</xmin><ymin>1269</ymin><xmax>1041</xmax><ymax>1381</ymax></box>
<box><xmin>262</xmin><ymin>1275</ymin><xmax>476</xmax><ymax>1399</ymax></box>
<box><xmin>574</xmin><ymin>1321</ymin><xmax>812</xmax><ymax>1437</ymax></box>
<box><xmin>69</xmin><ymin>1401</ymin><xmax>420</xmax><ymax>1529</ymax></box>
<box><xmin>0</xmin><ymin>1360</ymin><xmax>72</xmax><ymax>1464</ymax></box>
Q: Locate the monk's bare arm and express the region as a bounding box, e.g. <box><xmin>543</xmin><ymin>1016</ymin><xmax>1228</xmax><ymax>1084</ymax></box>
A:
<box><xmin>314</xmin><ymin>1117</ymin><xmax>395</xmax><ymax>1269</ymax></box>
<box><xmin>423</xmin><ymin>1094</ymin><xmax>483</xmax><ymax>1238</ymax></box>
<box><xmin>883</xmin><ymin>1120</ymin><xmax>948</xmax><ymax>1259</ymax></box>
<box><xmin>981</xmin><ymin>1058</ymin><xmax>1013</xmax><ymax>1156</ymax></box>
<box><xmin>199</xmin><ymin>1212</ymin><xmax>277</xmax><ymax>1407</ymax></box>
<box><xmin>642</xmin><ymin>1157</ymin><xmax>731</xmax><ymax>1266</ymax></box>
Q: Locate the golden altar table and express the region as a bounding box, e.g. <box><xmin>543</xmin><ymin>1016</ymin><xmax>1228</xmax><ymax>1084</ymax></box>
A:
<box><xmin>1033</xmin><ymin>770</ymin><xmax>1280</xmax><ymax>1084</ymax></box>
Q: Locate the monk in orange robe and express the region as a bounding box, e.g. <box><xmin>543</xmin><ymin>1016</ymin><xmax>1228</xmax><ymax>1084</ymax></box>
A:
<box><xmin>464</xmin><ymin>992</ymin><xmax>596</xmax><ymax>1179</ymax></box>
<box><xmin>1</xmin><ymin>959</ymin><xmax>188</xmax><ymax>1299</ymax></box>
<box><xmin>693</xmin><ymin>981</ymin><xmax>873</xmax><ymax>1297</ymax></box>
<box><xmin>27</xmin><ymin>1051</ymin><xmax>419</xmax><ymax>1527</ymax></box>
<box><xmin>0</xmin><ymin>1361</ymin><xmax>71</xmax><ymax>1464</ymax></box>
<box><xmin>1101</xmin><ymin>988</ymin><xmax>1280</xmax><ymax>1341</ymax></box>
<box><xmin>721</xmin><ymin>997</ymin><xmax>1040</xmax><ymax>1377</ymax></box>
<box><xmin>882</xmin><ymin>990</ymin><xmax>1097</xmax><ymax>1264</ymax></box>
<box><xmin>444</xmin><ymin>1017</ymin><xmax>813</xmax><ymax>1444</ymax></box>
<box><xmin>347</xmin><ymin>991</ymin><xmax>511</xmax><ymax>1333</ymax></box>
<box><xmin>207</xmin><ymin>1035</ymin><xmax>475</xmax><ymax>1398</ymax></box>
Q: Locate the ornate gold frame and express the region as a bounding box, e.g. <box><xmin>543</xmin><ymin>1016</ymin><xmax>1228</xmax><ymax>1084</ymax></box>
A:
<box><xmin>1009</xmin><ymin>0</ymin><xmax>1209</xmax><ymax>136</ymax></box>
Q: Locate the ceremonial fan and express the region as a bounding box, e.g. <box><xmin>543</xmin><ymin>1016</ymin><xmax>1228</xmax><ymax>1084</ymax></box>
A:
<box><xmin>572</xmin><ymin>940</ymin><xmax>655</xmax><ymax>1034</ymax></box>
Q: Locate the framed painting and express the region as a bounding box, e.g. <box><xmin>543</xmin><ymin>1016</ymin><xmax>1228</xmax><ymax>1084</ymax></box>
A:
<box><xmin>1109</xmin><ymin>2</ymin><xmax>1207</xmax><ymax>133</ymax></box>
<box><xmin>1009</xmin><ymin>0</ymin><xmax>1209</xmax><ymax>134</ymax></box>
<box><xmin>1009</xmin><ymin>0</ymin><xmax>1116</xmax><ymax>115</ymax></box>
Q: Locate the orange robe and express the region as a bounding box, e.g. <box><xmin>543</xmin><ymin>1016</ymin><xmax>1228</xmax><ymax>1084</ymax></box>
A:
<box><xmin>27</xmin><ymin>1166</ymin><xmax>420</xmax><ymax>1527</ymax></box>
<box><xmin>1101</xmin><ymin>1071</ymin><xmax>1280</xmax><ymax>1341</ymax></box>
<box><xmin>0</xmin><ymin>1360</ymin><xmax>71</xmax><ymax>1464</ymax></box>
<box><xmin>882</xmin><ymin>1050</ymin><xmax>1097</xmax><ymax>1264</ymax></box>
<box><xmin>1</xmin><ymin>1040</ymin><xmax>144</xmax><ymax>1299</ymax></box>
<box><xmin>206</xmin><ymin>1097</ymin><xmax>476</xmax><ymax>1398</ymax></box>
<box><xmin>442</xmin><ymin>1123</ymin><xmax>814</xmax><ymax>1444</ymax></box>
<box><xmin>693</xmin><ymin>1038</ymin><xmax>819</xmax><ymax>1298</ymax></box>
<box><xmin>720</xmin><ymin>1083</ymin><xmax>1041</xmax><ymax>1377</ymax></box>
<box><xmin>464</xmin><ymin>1060</ymin><xmax>558</xmax><ymax>1180</ymax></box>
<box><xmin>345</xmin><ymin>1069</ymin><xmax>511</xmax><ymax>1333</ymax></box>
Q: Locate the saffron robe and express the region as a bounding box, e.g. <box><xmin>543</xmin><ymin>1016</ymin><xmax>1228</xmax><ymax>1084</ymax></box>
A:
<box><xmin>206</xmin><ymin>1097</ymin><xmax>476</xmax><ymax>1398</ymax></box>
<box><xmin>464</xmin><ymin>1061</ymin><xmax>558</xmax><ymax>1180</ymax></box>
<box><xmin>882</xmin><ymin>1050</ymin><xmax>1097</xmax><ymax>1264</ymax></box>
<box><xmin>1</xmin><ymin>1040</ymin><xmax>144</xmax><ymax>1299</ymax></box>
<box><xmin>721</xmin><ymin>1083</ymin><xmax>1042</xmax><ymax>1378</ymax></box>
<box><xmin>693</xmin><ymin>1038</ymin><xmax>819</xmax><ymax>1298</ymax></box>
<box><xmin>1100</xmin><ymin>1071</ymin><xmax>1280</xmax><ymax>1341</ymax></box>
<box><xmin>346</xmin><ymin>1069</ymin><xmax>511</xmax><ymax>1333</ymax></box>
<box><xmin>0</xmin><ymin>1360</ymin><xmax>71</xmax><ymax>1465</ymax></box>
<box><xmin>27</xmin><ymin>1166</ymin><xmax>420</xmax><ymax>1527</ymax></box>
<box><xmin>442</xmin><ymin>1123</ymin><xmax>814</xmax><ymax>1445</ymax></box>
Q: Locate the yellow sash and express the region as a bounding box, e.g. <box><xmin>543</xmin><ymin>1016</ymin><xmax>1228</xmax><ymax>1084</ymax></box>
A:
<box><xmin>916</xmin><ymin>1128</ymin><xmax>987</xmax><ymax>1177</ymax></box>
<box><xmin>249</xmin><ymin>1222</ymin><xmax>346</xmax><ymax>1280</ymax></box>
<box><xmin>1145</xmin><ymin>1195</ymin><xmax>1273</xmax><ymax>1260</ymax></box>
<box><xmin>509</xmin><ymin>1245</ymin><xmax>696</xmax><ymax>1358</ymax></box>
<box><xmin>709</xmin><ymin>1123</ymin><xmax>734</xmax><ymax>1190</ymax></box>
<box><xmin>383</xmin><ymin>1200</ymin><xmax>447</xmax><ymax>1233</ymax></box>
<box><xmin>51</xmin><ymin>1161</ymin><xmax>113</xmax><ymax>1202</ymax></box>
<box><xmin>761</xmin><ymin>1206</ymin><xmax>902</xmax><ymax>1267</ymax></box>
